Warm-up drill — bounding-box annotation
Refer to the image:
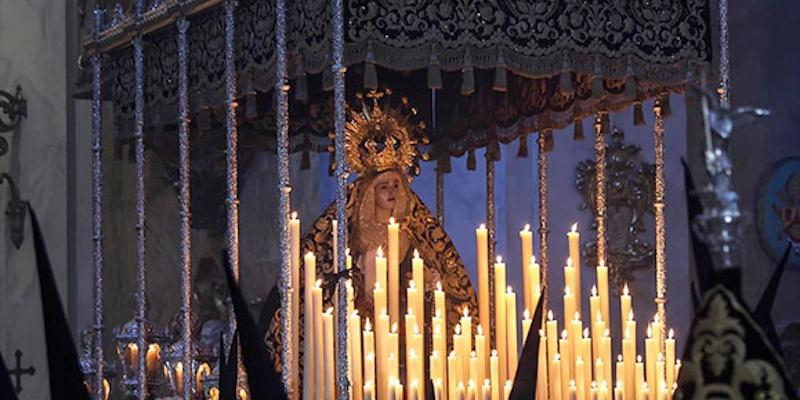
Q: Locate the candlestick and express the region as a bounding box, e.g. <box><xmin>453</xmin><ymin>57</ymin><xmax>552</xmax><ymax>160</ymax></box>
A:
<box><xmin>615</xmin><ymin>355</ymin><xmax>624</xmax><ymax>400</ymax></box>
<box><xmin>645</xmin><ymin>326</ymin><xmax>656</xmax><ymax>400</ymax></box>
<box><xmin>520</xmin><ymin>224</ymin><xmax>533</xmax><ymax>312</ymax></box>
<box><xmin>477</xmin><ymin>224</ymin><xmax>490</xmax><ymax>341</ymax></box>
<box><xmin>482</xmin><ymin>379</ymin><xmax>491</xmax><ymax>400</ymax></box>
<box><xmin>546</xmin><ymin>311</ymin><xmax>559</xmax><ymax>381</ymax></box>
<box><xmin>377</xmin><ymin>310</ymin><xmax>390</xmax><ymax>400</ymax></box>
<box><xmin>602</xmin><ymin>329</ymin><xmax>612</xmax><ymax>389</ymax></box>
<box><xmin>568</xmin><ymin>224</ymin><xmax>582</xmax><ymax>323</ymax></box>
<box><xmin>568</xmin><ymin>380</ymin><xmax>578</xmax><ymax>400</ymax></box>
<box><xmin>303</xmin><ymin>252</ymin><xmax>316</xmax><ymax>400</ymax></box>
<box><xmin>596</xmin><ymin>261</ymin><xmax>610</xmax><ymax>326</ymax></box>
<box><xmin>563</xmin><ymin>287</ymin><xmax>576</xmax><ymax>335</ymax></box>
<box><xmin>575</xmin><ymin>357</ymin><xmax>586</xmax><ymax>400</ymax></box>
<box><xmin>461</xmin><ymin>306</ymin><xmax>473</xmax><ymax>378</ymax></box>
<box><xmin>537</xmin><ymin>330</ymin><xmax>549</xmax><ymax>400</ymax></box>
<box><xmin>388</xmin><ymin>218</ymin><xmax>400</xmax><ymax>325</ymax></box>
<box><xmin>505</xmin><ymin>287</ymin><xmax>519</xmax><ymax>382</ymax></box>
<box><xmin>494</xmin><ymin>256</ymin><xmax>508</xmax><ymax>385</ymax></box>
<box><xmin>560</xmin><ymin>331</ymin><xmax>572</xmax><ymax>395</ymax></box>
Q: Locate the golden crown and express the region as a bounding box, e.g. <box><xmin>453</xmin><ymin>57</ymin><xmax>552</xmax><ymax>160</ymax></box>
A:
<box><xmin>344</xmin><ymin>90</ymin><xmax>427</xmax><ymax>176</ymax></box>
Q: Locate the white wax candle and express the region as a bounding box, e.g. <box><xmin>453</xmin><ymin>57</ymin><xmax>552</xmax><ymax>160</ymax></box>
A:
<box><xmin>477</xmin><ymin>224</ymin><xmax>490</xmax><ymax>340</ymax></box>
<box><xmin>290</xmin><ymin>213</ymin><xmax>301</xmax><ymax>398</ymax></box>
<box><xmin>520</xmin><ymin>224</ymin><xmax>533</xmax><ymax>312</ymax></box>
<box><xmin>494</xmin><ymin>257</ymin><xmax>508</xmax><ymax>386</ymax></box>
<box><xmin>568</xmin><ymin>223</ymin><xmax>582</xmax><ymax>311</ymax></box>
<box><xmin>303</xmin><ymin>252</ymin><xmax>317</xmax><ymax>400</ymax></box>
<box><xmin>388</xmin><ymin>218</ymin><xmax>400</xmax><ymax>325</ymax></box>
<box><xmin>505</xmin><ymin>287</ymin><xmax>518</xmax><ymax>382</ymax></box>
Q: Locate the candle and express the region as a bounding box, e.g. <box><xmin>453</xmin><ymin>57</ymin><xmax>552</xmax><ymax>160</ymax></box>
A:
<box><xmin>435</xmin><ymin>323</ymin><xmax>448</xmax><ymax>398</ymax></box>
<box><xmin>558</xmin><ymin>353</ymin><xmax>569</xmax><ymax>400</ymax></box>
<box><xmin>174</xmin><ymin>361</ymin><xmax>184</xmax><ymax>396</ymax></box>
<box><xmin>503</xmin><ymin>381</ymin><xmax>513</xmax><ymax>400</ymax></box>
<box><xmin>412</xmin><ymin>250</ymin><xmax>425</xmax><ymax>318</ymax></box>
<box><xmin>454</xmin><ymin>325</ymin><xmax>465</xmax><ymax>385</ymax></box>
<box><xmin>490</xmin><ymin>350</ymin><xmax>499</xmax><ymax>400</ymax></box>
<box><xmin>537</xmin><ymin>330</ymin><xmax>549</xmax><ymax>400</ymax></box>
<box><xmin>494</xmin><ymin>256</ymin><xmax>508</xmax><ymax>385</ymax></box>
<box><xmin>435</xmin><ymin>379</ymin><xmax>445</xmax><ymax>400</ymax></box>
<box><xmin>560</xmin><ymin>331</ymin><xmax>572</xmax><ymax>396</ymax></box>
<box><xmin>388</xmin><ymin>218</ymin><xmax>400</xmax><ymax>324</ymax></box>
<box><xmin>377</xmin><ymin>310</ymin><xmax>390</xmax><ymax>400</ymax></box>
<box><xmin>289</xmin><ymin>213</ymin><xmax>301</xmax><ymax>398</ymax></box>
<box><xmin>125</xmin><ymin>343</ymin><xmax>139</xmax><ymax>373</ymax></box>
<box><xmin>323</xmin><ymin>308</ymin><xmax>335</xmax><ymax>400</ymax></box>
<box><xmin>304</xmin><ymin>253</ymin><xmax>317</xmax><ymax>400</ymax></box>
<box><xmin>482</xmin><ymin>379</ymin><xmax>491</xmax><ymax>400</ymax></box>
<box><xmin>313</xmin><ymin>281</ymin><xmax>325</xmax><ymax>400</ymax></box>
<box><xmin>389</xmin><ymin>323</ymin><xmax>400</xmax><ymax>382</ymax></box>
<box><xmin>655</xmin><ymin>354</ymin><xmax>665</xmax><ymax>400</ymax></box>
<box><xmin>595</xmin><ymin>357</ymin><xmax>605</xmax><ymax>386</ymax></box>
<box><xmin>589</xmin><ymin>286</ymin><xmax>600</xmax><ymax>359</ymax></box>
<box><xmin>411</xmin><ymin>380</ymin><xmax>421</xmax><ymax>400</ymax></box>
<box><xmin>520</xmin><ymin>224</ymin><xmax>533</xmax><ymax>312</ymax></box>
<box><xmin>351</xmin><ymin>311</ymin><xmax>363</xmax><ymax>400</ymax></box>
<box><xmin>477</xmin><ymin>224</ymin><xmax>490</xmax><ymax>341</ymax></box>
<box><xmin>602</xmin><ymin>329</ymin><xmax>612</xmax><ymax>388</ymax></box>
<box><xmin>563</xmin><ymin>287</ymin><xmax>576</xmax><ymax>335</ymax></box>
<box><xmin>568</xmin><ymin>380</ymin><xmax>578</xmax><ymax>400</ymax></box>
<box><xmin>146</xmin><ymin>343</ymin><xmax>161</xmax><ymax>380</ymax></box>
<box><xmin>530</xmin><ymin>256</ymin><xmax>541</xmax><ymax>306</ymax></box>
<box><xmin>645</xmin><ymin>326</ymin><xmax>656</xmax><ymax>400</ymax></box>
<box><xmin>614</xmin><ymin>383</ymin><xmax>623</xmax><ymax>400</ymax></box>
<box><xmin>505</xmin><ymin>287</ymin><xmax>519</xmax><ymax>382</ymax></box>
<box><xmin>435</xmin><ymin>282</ymin><xmax>446</xmax><ymax>322</ymax></box>
<box><xmin>665</xmin><ymin>329</ymin><xmax>676</xmax><ymax>391</ymax></box>
<box><xmin>571</xmin><ymin>312</ymin><xmax>583</xmax><ymax>377</ymax></box>
<box><xmin>652</xmin><ymin>314</ymin><xmax>662</xmax><ymax>353</ymax></box>
<box><xmin>634</xmin><ymin>356</ymin><xmax>644</xmax><ymax>400</ymax></box>
<box><xmin>581</xmin><ymin>330</ymin><xmax>593</xmax><ymax>400</ymax></box>
<box><xmin>457</xmin><ymin>383</ymin><xmax>466</xmax><ymax>400</ymax></box>
<box><xmin>615</xmin><ymin>355</ymin><xmax>624</xmax><ymax>400</ymax></box>
<box><xmin>365</xmin><ymin>352</ymin><xmax>376</xmax><ymax>388</ymax></box>
<box><xmin>461</xmin><ymin>306</ymin><xmax>473</xmax><ymax>380</ymax></box>
<box><xmin>575</xmin><ymin>357</ymin><xmax>586</xmax><ymax>400</ymax></box>
<box><xmin>597</xmin><ymin>381</ymin><xmax>609</xmax><ymax>400</ymax></box>
<box><xmin>596</xmin><ymin>261</ymin><xmax>610</xmax><ymax>326</ymax></box>
<box><xmin>448</xmin><ymin>351</ymin><xmax>458</xmax><ymax>400</ymax></box>
<box><xmin>195</xmin><ymin>362</ymin><xmax>211</xmax><ymax>394</ymax></box>
<box><xmin>470</xmin><ymin>353</ymin><xmax>480</xmax><ymax>392</ymax></box>
<box><xmin>522</xmin><ymin>310</ymin><xmax>532</xmax><ymax>344</ymax></box>
<box><xmin>624</xmin><ymin>314</ymin><xmax>636</xmax><ymax>400</ymax></box>
<box><xmin>364</xmin><ymin>381</ymin><xmax>375</xmax><ymax>400</ymax></box>
<box><xmin>568</xmin><ymin>223</ymin><xmax>582</xmax><ymax>307</ymax></box>
<box><xmin>209</xmin><ymin>387</ymin><xmax>220</xmax><ymax>400</ymax></box>
<box><xmin>619</xmin><ymin>284</ymin><xmax>631</xmax><ymax>341</ymax></box>
<box><xmin>546</xmin><ymin>311</ymin><xmax>559</xmax><ymax>379</ymax></box>
<box><xmin>475</xmin><ymin>325</ymin><xmax>487</xmax><ymax>387</ymax></box>
<box><xmin>550</xmin><ymin>354</ymin><xmax>563</xmax><ymax>400</ymax></box>
<box><xmin>364</xmin><ymin>319</ymin><xmax>375</xmax><ymax>381</ymax></box>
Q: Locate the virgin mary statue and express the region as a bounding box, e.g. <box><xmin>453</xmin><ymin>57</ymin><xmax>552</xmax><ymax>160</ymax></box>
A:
<box><xmin>267</xmin><ymin>90</ymin><xmax>478</xmax><ymax>375</ymax></box>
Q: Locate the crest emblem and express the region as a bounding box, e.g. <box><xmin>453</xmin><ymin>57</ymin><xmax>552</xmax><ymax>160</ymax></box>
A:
<box><xmin>756</xmin><ymin>156</ymin><xmax>800</xmax><ymax>268</ymax></box>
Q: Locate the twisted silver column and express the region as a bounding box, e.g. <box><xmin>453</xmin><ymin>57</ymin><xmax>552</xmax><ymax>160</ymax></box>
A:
<box><xmin>91</xmin><ymin>7</ymin><xmax>105</xmax><ymax>400</ymax></box>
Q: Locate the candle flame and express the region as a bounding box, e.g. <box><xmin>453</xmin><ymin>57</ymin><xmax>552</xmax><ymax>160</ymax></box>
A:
<box><xmin>409</xmin><ymin>280</ymin><xmax>416</xmax><ymax>290</ymax></box>
<box><xmin>618</xmin><ymin>354</ymin><xmax>623</xmax><ymax>362</ymax></box>
<box><xmin>623</xmin><ymin>284</ymin><xmax>629</xmax><ymax>296</ymax></box>
<box><xmin>590</xmin><ymin>381</ymin><xmax>597</xmax><ymax>390</ymax></box>
<box><xmin>675</xmin><ymin>359</ymin><xmax>681</xmax><ymax>366</ymax></box>
<box><xmin>654</xmin><ymin>313</ymin><xmax>661</xmax><ymax>324</ymax></box>
<box><xmin>435</xmin><ymin>309</ymin><xmax>442</xmax><ymax>319</ymax></box>
<box><xmin>455</xmin><ymin>324</ymin><xmax>461</xmax><ymax>335</ymax></box>
<box><xmin>434</xmin><ymin>324</ymin><xmax>441</xmax><ymax>335</ymax></box>
<box><xmin>463</xmin><ymin>306</ymin><xmax>470</xmax><ymax>317</ymax></box>
<box><xmin>326</xmin><ymin>307</ymin><xmax>334</xmax><ymax>314</ymax></box>
<box><xmin>506</xmin><ymin>286</ymin><xmax>513</xmax><ymax>294</ymax></box>
<box><xmin>436</xmin><ymin>281</ymin><xmax>443</xmax><ymax>291</ymax></box>
<box><xmin>583</xmin><ymin>328</ymin><xmax>590</xmax><ymax>338</ymax></box>
<box><xmin>539</xmin><ymin>329</ymin><xmax>545</xmax><ymax>337</ymax></box>
<box><xmin>471</xmin><ymin>350</ymin><xmax>477</xmax><ymax>358</ymax></box>
<box><xmin>569</xmin><ymin>380</ymin><xmax>577</xmax><ymax>388</ymax></box>
<box><xmin>566</xmin><ymin>257</ymin><xmax>573</xmax><ymax>267</ymax></box>
<box><xmin>365</xmin><ymin>318</ymin><xmax>372</xmax><ymax>331</ymax></box>
<box><xmin>554</xmin><ymin>353</ymin><xmax>560</xmax><ymax>362</ymax></box>
<box><xmin>668</xmin><ymin>328</ymin><xmax>674</xmax><ymax>339</ymax></box>
<box><xmin>523</xmin><ymin>309</ymin><xmax>530</xmax><ymax>320</ymax></box>
<box><xmin>547</xmin><ymin>310</ymin><xmax>554</xmax><ymax>320</ymax></box>
<box><xmin>647</xmin><ymin>325</ymin><xmax>652</xmax><ymax>338</ymax></box>
<box><xmin>352</xmin><ymin>309</ymin><xmax>359</xmax><ymax>317</ymax></box>
<box><xmin>571</xmin><ymin>223</ymin><xmax>578</xmax><ymax>232</ymax></box>
<box><xmin>413</xmin><ymin>248</ymin><xmax>420</xmax><ymax>258</ymax></box>
<box><xmin>315</xmin><ymin>279</ymin><xmax>322</xmax><ymax>288</ymax></box>
<box><xmin>637</xmin><ymin>355</ymin><xmax>643</xmax><ymax>363</ymax></box>
<box><xmin>291</xmin><ymin>211</ymin><xmax>298</xmax><ymax>219</ymax></box>
<box><xmin>561</xmin><ymin>330</ymin><xmax>568</xmax><ymax>339</ymax></box>
<box><xmin>596</xmin><ymin>311</ymin><xmax>603</xmax><ymax>322</ymax></box>
<box><xmin>523</xmin><ymin>224</ymin><xmax>530</xmax><ymax>231</ymax></box>
<box><xmin>346</xmin><ymin>247</ymin><xmax>351</xmax><ymax>256</ymax></box>
<box><xmin>391</xmin><ymin>323</ymin><xmax>398</xmax><ymax>333</ymax></box>
<box><xmin>374</xmin><ymin>281</ymin><xmax>382</xmax><ymax>290</ymax></box>
<box><xmin>381</xmin><ymin>307</ymin><xmax>387</xmax><ymax>316</ymax></box>
<box><xmin>479</xmin><ymin>223</ymin><xmax>486</xmax><ymax>230</ymax></box>
<box><xmin>574</xmin><ymin>311</ymin><xmax>580</xmax><ymax>321</ymax></box>
<box><xmin>389</xmin><ymin>217</ymin><xmax>395</xmax><ymax>224</ymax></box>
<box><xmin>407</xmin><ymin>307</ymin><xmax>414</xmax><ymax>316</ymax></box>
<box><xmin>564</xmin><ymin>286</ymin><xmax>571</xmax><ymax>296</ymax></box>
<box><xmin>530</xmin><ymin>255</ymin><xmax>537</xmax><ymax>264</ymax></box>
<box><xmin>376</xmin><ymin>246</ymin><xmax>384</xmax><ymax>257</ymax></box>
<box><xmin>628</xmin><ymin>310</ymin><xmax>634</xmax><ymax>321</ymax></box>
<box><xmin>592</xmin><ymin>285</ymin><xmax>598</xmax><ymax>296</ymax></box>
<box><xmin>604</xmin><ymin>328</ymin><xmax>610</xmax><ymax>337</ymax></box>
<box><xmin>477</xmin><ymin>325</ymin><xmax>483</xmax><ymax>335</ymax></box>
<box><xmin>496</xmin><ymin>255</ymin><xmax>503</xmax><ymax>264</ymax></box>
<box><xmin>450</xmin><ymin>350</ymin><xmax>457</xmax><ymax>358</ymax></box>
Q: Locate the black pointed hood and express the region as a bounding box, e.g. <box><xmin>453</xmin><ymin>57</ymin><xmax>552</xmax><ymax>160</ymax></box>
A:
<box><xmin>29</xmin><ymin>208</ymin><xmax>91</xmax><ymax>400</ymax></box>
<box><xmin>218</xmin><ymin>332</ymin><xmax>238</xmax><ymax>400</ymax></box>
<box><xmin>508</xmin><ymin>296</ymin><xmax>544</xmax><ymax>400</ymax></box>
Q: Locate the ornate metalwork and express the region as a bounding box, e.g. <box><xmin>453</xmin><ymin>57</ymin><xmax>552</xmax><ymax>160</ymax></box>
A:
<box><xmin>537</xmin><ymin>132</ymin><xmax>549</xmax><ymax>311</ymax></box>
<box><xmin>692</xmin><ymin>86</ymin><xmax>770</xmax><ymax>270</ymax></box>
<box><xmin>577</xmin><ymin>128</ymin><xmax>656</xmax><ymax>290</ymax></box>
<box><xmin>653</xmin><ymin>99</ymin><xmax>668</xmax><ymax>335</ymax></box>
<box><xmin>487</xmin><ymin>157</ymin><xmax>496</xmax><ymax>344</ymax></box>
<box><xmin>0</xmin><ymin>173</ymin><xmax>28</xmax><ymax>250</ymax></box>
<box><xmin>0</xmin><ymin>86</ymin><xmax>27</xmax><ymax>137</ymax></box>
<box><xmin>718</xmin><ymin>0</ymin><xmax>730</xmax><ymax>107</ymax></box>
<box><xmin>594</xmin><ymin>113</ymin><xmax>608</xmax><ymax>265</ymax></box>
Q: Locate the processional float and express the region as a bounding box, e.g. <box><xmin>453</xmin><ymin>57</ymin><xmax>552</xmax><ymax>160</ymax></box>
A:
<box><xmin>80</xmin><ymin>0</ymin><xmax>723</xmax><ymax>399</ymax></box>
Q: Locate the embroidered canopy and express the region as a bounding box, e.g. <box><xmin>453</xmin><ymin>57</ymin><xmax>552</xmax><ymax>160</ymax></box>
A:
<box><xmin>83</xmin><ymin>0</ymin><xmax>712</xmax><ymax>158</ymax></box>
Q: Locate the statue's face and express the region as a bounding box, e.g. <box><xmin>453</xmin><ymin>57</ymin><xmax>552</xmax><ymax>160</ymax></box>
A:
<box><xmin>374</xmin><ymin>170</ymin><xmax>402</xmax><ymax>214</ymax></box>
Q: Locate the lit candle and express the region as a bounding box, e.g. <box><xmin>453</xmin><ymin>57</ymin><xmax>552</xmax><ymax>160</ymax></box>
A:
<box><xmin>634</xmin><ymin>356</ymin><xmax>644</xmax><ymax>400</ymax></box>
<box><xmin>351</xmin><ymin>311</ymin><xmax>363</xmax><ymax>400</ymax></box>
<box><xmin>457</xmin><ymin>383</ymin><xmax>466</xmax><ymax>400</ymax></box>
<box><xmin>303</xmin><ymin>252</ymin><xmax>317</xmax><ymax>400</ymax></box>
<box><xmin>613</xmin><ymin>382</ymin><xmax>623</xmax><ymax>400</ymax></box>
<box><xmin>490</xmin><ymin>350</ymin><xmax>499</xmax><ymax>400</ymax></box>
<box><xmin>434</xmin><ymin>321</ymin><xmax>448</xmax><ymax>399</ymax></box>
<box><xmin>615</xmin><ymin>355</ymin><xmax>624</xmax><ymax>400</ymax></box>
<box><xmin>174</xmin><ymin>361</ymin><xmax>184</xmax><ymax>396</ymax></box>
<box><xmin>570</xmin><ymin>312</ymin><xmax>583</xmax><ymax>377</ymax></box>
<box><xmin>665</xmin><ymin>329</ymin><xmax>676</xmax><ymax>391</ymax></box>
<box><xmin>575</xmin><ymin>357</ymin><xmax>586</xmax><ymax>400</ymax></box>
<box><xmin>145</xmin><ymin>343</ymin><xmax>161</xmax><ymax>380</ymax></box>
<box><xmin>448</xmin><ymin>351</ymin><xmax>458</xmax><ymax>400</ymax></box>
<box><xmin>550</xmin><ymin>354</ymin><xmax>563</xmax><ymax>400</ymax></box>
<box><xmin>435</xmin><ymin>282</ymin><xmax>446</xmax><ymax>322</ymax></box>
<box><xmin>323</xmin><ymin>308</ymin><xmax>335</xmax><ymax>400</ymax></box>
<box><xmin>364</xmin><ymin>381</ymin><xmax>375</xmax><ymax>400</ymax></box>
<box><xmin>412</xmin><ymin>250</ymin><xmax>425</xmax><ymax>319</ymax></box>
<box><xmin>596</xmin><ymin>260</ymin><xmax>610</xmax><ymax>326</ymax></box>
<box><xmin>520</xmin><ymin>224</ymin><xmax>533</xmax><ymax>312</ymax></box>
<box><xmin>563</xmin><ymin>287</ymin><xmax>576</xmax><ymax>336</ymax></box>
<box><xmin>559</xmin><ymin>353</ymin><xmax>569</xmax><ymax>400</ymax></box>
<box><xmin>619</xmin><ymin>284</ymin><xmax>631</xmax><ymax>342</ymax></box>
<box><xmin>482</xmin><ymin>379</ymin><xmax>491</xmax><ymax>400</ymax></box>
<box><xmin>454</xmin><ymin>325</ymin><xmax>465</xmax><ymax>385</ymax></box>
<box><xmin>521</xmin><ymin>310</ymin><xmax>532</xmax><ymax>344</ymax></box>
<box><xmin>364</xmin><ymin>319</ymin><xmax>375</xmax><ymax>381</ymax></box>
<box><xmin>411</xmin><ymin>380</ymin><xmax>421</xmax><ymax>400</ymax></box>
<box><xmin>389</xmin><ymin>323</ymin><xmax>400</xmax><ymax>382</ymax></box>
<box><xmin>313</xmin><ymin>281</ymin><xmax>324</xmax><ymax>399</ymax></box>
<box><xmin>597</xmin><ymin>381</ymin><xmax>609</xmax><ymax>400</ymax></box>
<box><xmin>435</xmin><ymin>379</ymin><xmax>445</xmax><ymax>400</ymax></box>
<box><xmin>655</xmin><ymin>354</ymin><xmax>665</xmax><ymax>400</ymax></box>
<box><xmin>537</xmin><ymin>330</ymin><xmax>549</xmax><ymax>400</ymax></box>
<box><xmin>494</xmin><ymin>256</ymin><xmax>508</xmax><ymax>385</ymax></box>
<box><xmin>195</xmin><ymin>362</ymin><xmax>211</xmax><ymax>394</ymax></box>
<box><xmin>475</xmin><ymin>325</ymin><xmax>487</xmax><ymax>387</ymax></box>
<box><xmin>469</xmin><ymin>353</ymin><xmax>479</xmax><ymax>391</ymax></box>
<box><xmin>505</xmin><ymin>287</ymin><xmax>519</xmax><ymax>382</ymax></box>
<box><xmin>567</xmin><ymin>223</ymin><xmax>582</xmax><ymax>307</ymax></box>
<box><xmin>581</xmin><ymin>330</ymin><xmax>593</xmax><ymax>400</ymax></box>
<box><xmin>477</xmin><ymin>224</ymin><xmax>490</xmax><ymax>343</ymax></box>
<box><xmin>651</xmin><ymin>314</ymin><xmax>662</xmax><ymax>353</ymax></box>
<box><xmin>560</xmin><ymin>331</ymin><xmax>571</xmax><ymax>396</ymax></box>
<box><xmin>289</xmin><ymin>212</ymin><xmax>301</xmax><ymax>398</ymax></box>
<box><xmin>602</xmin><ymin>329</ymin><xmax>612</xmax><ymax>388</ymax></box>
<box><xmin>503</xmin><ymin>381</ymin><xmax>513</xmax><ymax>400</ymax></box>
<box><xmin>461</xmin><ymin>306</ymin><xmax>473</xmax><ymax>380</ymax></box>
<box><xmin>388</xmin><ymin>217</ymin><xmax>400</xmax><ymax>325</ymax></box>
<box><xmin>589</xmin><ymin>286</ymin><xmax>600</xmax><ymax>359</ymax></box>
<box><xmin>624</xmin><ymin>313</ymin><xmax>636</xmax><ymax>400</ymax></box>
<box><xmin>564</xmin><ymin>260</ymin><xmax>577</xmax><ymax>323</ymax></box>
<box><xmin>645</xmin><ymin>326</ymin><xmax>657</xmax><ymax>400</ymax></box>
<box><xmin>530</xmin><ymin>257</ymin><xmax>541</xmax><ymax>308</ymax></box>
<box><xmin>365</xmin><ymin>353</ymin><xmax>376</xmax><ymax>389</ymax></box>
<box><xmin>546</xmin><ymin>311</ymin><xmax>559</xmax><ymax>379</ymax></box>
<box><xmin>568</xmin><ymin>380</ymin><xmax>578</xmax><ymax>400</ymax></box>
<box><xmin>377</xmin><ymin>310</ymin><xmax>390</xmax><ymax>400</ymax></box>
<box><xmin>595</xmin><ymin>358</ymin><xmax>605</xmax><ymax>386</ymax></box>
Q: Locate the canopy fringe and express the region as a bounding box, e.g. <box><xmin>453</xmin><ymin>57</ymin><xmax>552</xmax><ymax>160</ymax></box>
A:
<box><xmin>363</xmin><ymin>41</ymin><xmax>378</xmax><ymax>89</ymax></box>
<box><xmin>516</xmin><ymin>134</ymin><xmax>528</xmax><ymax>158</ymax></box>
<box><xmin>493</xmin><ymin>50</ymin><xmax>508</xmax><ymax>92</ymax></box>
<box><xmin>467</xmin><ymin>149</ymin><xmax>476</xmax><ymax>170</ymax></box>
<box><xmin>427</xmin><ymin>45</ymin><xmax>443</xmax><ymax>90</ymax></box>
<box><xmin>559</xmin><ymin>53</ymin><xmax>574</xmax><ymax>95</ymax></box>
<box><xmin>634</xmin><ymin>102</ymin><xmax>646</xmax><ymax>126</ymax></box>
<box><xmin>461</xmin><ymin>47</ymin><xmax>475</xmax><ymax>96</ymax></box>
<box><xmin>573</xmin><ymin>119</ymin><xmax>585</xmax><ymax>141</ymax></box>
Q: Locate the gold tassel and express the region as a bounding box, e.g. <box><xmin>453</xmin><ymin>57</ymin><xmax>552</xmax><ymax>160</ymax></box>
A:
<box><xmin>461</xmin><ymin>47</ymin><xmax>475</xmax><ymax>96</ymax></box>
<box><xmin>660</xmin><ymin>92</ymin><xmax>672</xmax><ymax>117</ymax></box>
<box><xmin>633</xmin><ymin>102</ymin><xmax>646</xmax><ymax>126</ymax></box>
<box><xmin>427</xmin><ymin>46</ymin><xmax>443</xmax><ymax>90</ymax></box>
<box><xmin>517</xmin><ymin>135</ymin><xmax>528</xmax><ymax>158</ymax></box>
<box><xmin>467</xmin><ymin>149</ymin><xmax>476</xmax><ymax>170</ymax></box>
<box><xmin>438</xmin><ymin>155</ymin><xmax>452</xmax><ymax>174</ymax></box>
<box><xmin>493</xmin><ymin>51</ymin><xmax>508</xmax><ymax>92</ymax></box>
<box><xmin>591</xmin><ymin>57</ymin><xmax>604</xmax><ymax>98</ymax></box>
<box><xmin>573</xmin><ymin>119</ymin><xmax>585</xmax><ymax>141</ymax></box>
